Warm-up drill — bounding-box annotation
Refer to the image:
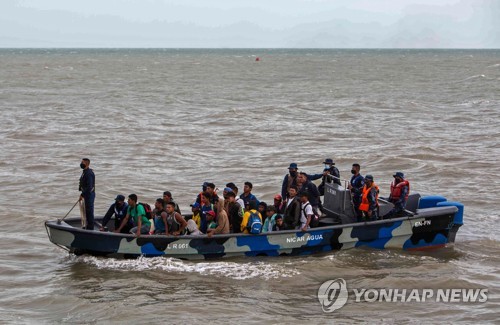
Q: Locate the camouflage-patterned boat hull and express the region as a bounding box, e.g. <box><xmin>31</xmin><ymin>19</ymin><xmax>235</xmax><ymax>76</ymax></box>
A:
<box><xmin>45</xmin><ymin>205</ymin><xmax>461</xmax><ymax>260</ymax></box>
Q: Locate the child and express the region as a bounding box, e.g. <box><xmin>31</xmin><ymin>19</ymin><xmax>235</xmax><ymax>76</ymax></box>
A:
<box><xmin>272</xmin><ymin>215</ymin><xmax>285</xmax><ymax>231</ymax></box>
<box><xmin>262</xmin><ymin>205</ymin><xmax>277</xmax><ymax>233</ymax></box>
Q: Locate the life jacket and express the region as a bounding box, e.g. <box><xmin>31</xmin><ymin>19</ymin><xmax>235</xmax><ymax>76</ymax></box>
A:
<box><xmin>390</xmin><ymin>180</ymin><xmax>410</xmax><ymax>202</ymax></box>
<box><xmin>359</xmin><ymin>184</ymin><xmax>379</xmax><ymax>212</ymax></box>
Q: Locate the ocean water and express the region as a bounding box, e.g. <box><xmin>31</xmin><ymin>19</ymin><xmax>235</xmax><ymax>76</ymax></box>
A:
<box><xmin>0</xmin><ymin>48</ymin><xmax>499</xmax><ymax>323</ymax></box>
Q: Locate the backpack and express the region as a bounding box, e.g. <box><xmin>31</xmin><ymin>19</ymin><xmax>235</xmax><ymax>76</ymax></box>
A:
<box><xmin>302</xmin><ymin>203</ymin><xmax>319</xmax><ymax>228</ymax></box>
<box><xmin>138</xmin><ymin>202</ymin><xmax>153</xmax><ymax>219</ymax></box>
<box><xmin>246</xmin><ymin>211</ymin><xmax>262</xmax><ymax>234</ymax></box>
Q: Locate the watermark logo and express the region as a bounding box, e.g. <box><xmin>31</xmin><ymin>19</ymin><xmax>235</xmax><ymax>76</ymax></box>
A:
<box><xmin>317</xmin><ymin>278</ymin><xmax>348</xmax><ymax>312</ymax></box>
<box><xmin>318</xmin><ymin>278</ymin><xmax>488</xmax><ymax>312</ymax></box>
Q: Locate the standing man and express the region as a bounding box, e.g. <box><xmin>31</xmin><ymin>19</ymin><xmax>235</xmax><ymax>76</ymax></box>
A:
<box><xmin>281</xmin><ymin>163</ymin><xmax>298</xmax><ymax>200</ymax></box>
<box><xmin>348</xmin><ymin>163</ymin><xmax>365</xmax><ymax>219</ymax></box>
<box><xmin>310</xmin><ymin>158</ymin><xmax>341</xmax><ymax>188</ymax></box>
<box><xmin>79</xmin><ymin>158</ymin><xmax>95</xmax><ymax>230</ymax></box>
<box><xmin>322</xmin><ymin>158</ymin><xmax>341</xmax><ymax>186</ymax></box>
<box><xmin>298</xmin><ymin>192</ymin><xmax>313</xmax><ymax>231</ymax></box>
<box><xmin>226</xmin><ymin>191</ymin><xmax>243</xmax><ymax>233</ymax></box>
<box><xmin>240</xmin><ymin>181</ymin><xmax>260</xmax><ymax>208</ymax></box>
<box><xmin>359</xmin><ymin>175</ymin><xmax>379</xmax><ymax>222</ymax></box>
<box><xmin>283</xmin><ymin>186</ymin><xmax>301</xmax><ymax>230</ymax></box>
<box><xmin>296</xmin><ymin>172</ymin><xmax>321</xmax><ymax>217</ymax></box>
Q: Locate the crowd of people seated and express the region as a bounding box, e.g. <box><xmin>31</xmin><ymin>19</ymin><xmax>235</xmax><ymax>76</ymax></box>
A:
<box><xmin>100</xmin><ymin>158</ymin><xmax>410</xmax><ymax>237</ymax></box>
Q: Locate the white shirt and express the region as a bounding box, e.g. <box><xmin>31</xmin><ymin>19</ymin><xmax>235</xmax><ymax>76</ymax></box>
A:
<box><xmin>300</xmin><ymin>201</ymin><xmax>313</xmax><ymax>229</ymax></box>
<box><xmin>236</xmin><ymin>197</ymin><xmax>245</xmax><ymax>209</ymax></box>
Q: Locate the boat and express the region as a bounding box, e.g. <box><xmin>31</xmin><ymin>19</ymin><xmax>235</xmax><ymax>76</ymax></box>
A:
<box><xmin>45</xmin><ymin>180</ymin><xmax>464</xmax><ymax>260</ymax></box>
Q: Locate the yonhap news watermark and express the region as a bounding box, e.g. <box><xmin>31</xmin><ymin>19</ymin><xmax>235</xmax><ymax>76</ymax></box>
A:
<box><xmin>317</xmin><ymin>278</ymin><xmax>489</xmax><ymax>313</ymax></box>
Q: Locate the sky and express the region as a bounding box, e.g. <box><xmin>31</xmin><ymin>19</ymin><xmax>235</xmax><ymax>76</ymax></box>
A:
<box><xmin>1</xmin><ymin>0</ymin><xmax>499</xmax><ymax>48</ymax></box>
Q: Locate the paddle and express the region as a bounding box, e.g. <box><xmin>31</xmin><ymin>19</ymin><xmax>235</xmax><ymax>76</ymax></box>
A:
<box><xmin>57</xmin><ymin>199</ymin><xmax>80</xmax><ymax>224</ymax></box>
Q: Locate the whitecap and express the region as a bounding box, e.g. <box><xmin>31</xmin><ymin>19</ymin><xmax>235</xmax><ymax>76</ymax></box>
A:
<box><xmin>72</xmin><ymin>255</ymin><xmax>301</xmax><ymax>280</ymax></box>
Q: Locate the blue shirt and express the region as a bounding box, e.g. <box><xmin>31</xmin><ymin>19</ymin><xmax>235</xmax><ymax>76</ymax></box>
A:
<box><xmin>240</xmin><ymin>193</ymin><xmax>260</xmax><ymax>208</ymax></box>
<box><xmin>350</xmin><ymin>174</ymin><xmax>365</xmax><ymax>205</ymax></box>
<box><xmin>79</xmin><ymin>168</ymin><xmax>95</xmax><ymax>197</ymax></box>
<box><xmin>153</xmin><ymin>210</ymin><xmax>167</xmax><ymax>233</ymax></box>
<box><xmin>102</xmin><ymin>202</ymin><xmax>129</xmax><ymax>227</ymax></box>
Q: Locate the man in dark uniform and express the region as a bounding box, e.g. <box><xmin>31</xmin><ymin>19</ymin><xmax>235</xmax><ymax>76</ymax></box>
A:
<box><xmin>100</xmin><ymin>194</ymin><xmax>129</xmax><ymax>232</ymax></box>
<box><xmin>79</xmin><ymin>158</ymin><xmax>95</xmax><ymax>230</ymax></box>
<box><xmin>348</xmin><ymin>163</ymin><xmax>365</xmax><ymax>219</ymax></box>
<box><xmin>309</xmin><ymin>158</ymin><xmax>341</xmax><ymax>195</ymax></box>
<box><xmin>322</xmin><ymin>158</ymin><xmax>341</xmax><ymax>186</ymax></box>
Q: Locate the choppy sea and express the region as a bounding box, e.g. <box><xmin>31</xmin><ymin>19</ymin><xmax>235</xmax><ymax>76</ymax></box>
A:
<box><xmin>0</xmin><ymin>49</ymin><xmax>499</xmax><ymax>323</ymax></box>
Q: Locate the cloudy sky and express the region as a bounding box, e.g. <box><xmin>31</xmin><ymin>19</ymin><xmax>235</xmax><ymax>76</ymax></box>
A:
<box><xmin>1</xmin><ymin>0</ymin><xmax>498</xmax><ymax>48</ymax></box>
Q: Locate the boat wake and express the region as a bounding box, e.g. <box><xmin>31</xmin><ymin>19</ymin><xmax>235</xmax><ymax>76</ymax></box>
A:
<box><xmin>71</xmin><ymin>255</ymin><xmax>301</xmax><ymax>280</ymax></box>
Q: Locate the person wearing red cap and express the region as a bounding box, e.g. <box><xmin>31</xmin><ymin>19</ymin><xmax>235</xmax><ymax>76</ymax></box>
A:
<box><xmin>273</xmin><ymin>194</ymin><xmax>284</xmax><ymax>214</ymax></box>
<box><xmin>207</xmin><ymin>208</ymin><xmax>230</xmax><ymax>237</ymax></box>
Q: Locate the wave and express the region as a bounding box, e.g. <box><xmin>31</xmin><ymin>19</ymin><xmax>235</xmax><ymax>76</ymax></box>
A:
<box><xmin>72</xmin><ymin>255</ymin><xmax>301</xmax><ymax>280</ymax></box>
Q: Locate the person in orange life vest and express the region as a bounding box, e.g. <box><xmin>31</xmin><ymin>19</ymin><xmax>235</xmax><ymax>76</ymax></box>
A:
<box><xmin>358</xmin><ymin>174</ymin><xmax>379</xmax><ymax>222</ymax></box>
<box><xmin>384</xmin><ymin>172</ymin><xmax>410</xmax><ymax>219</ymax></box>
